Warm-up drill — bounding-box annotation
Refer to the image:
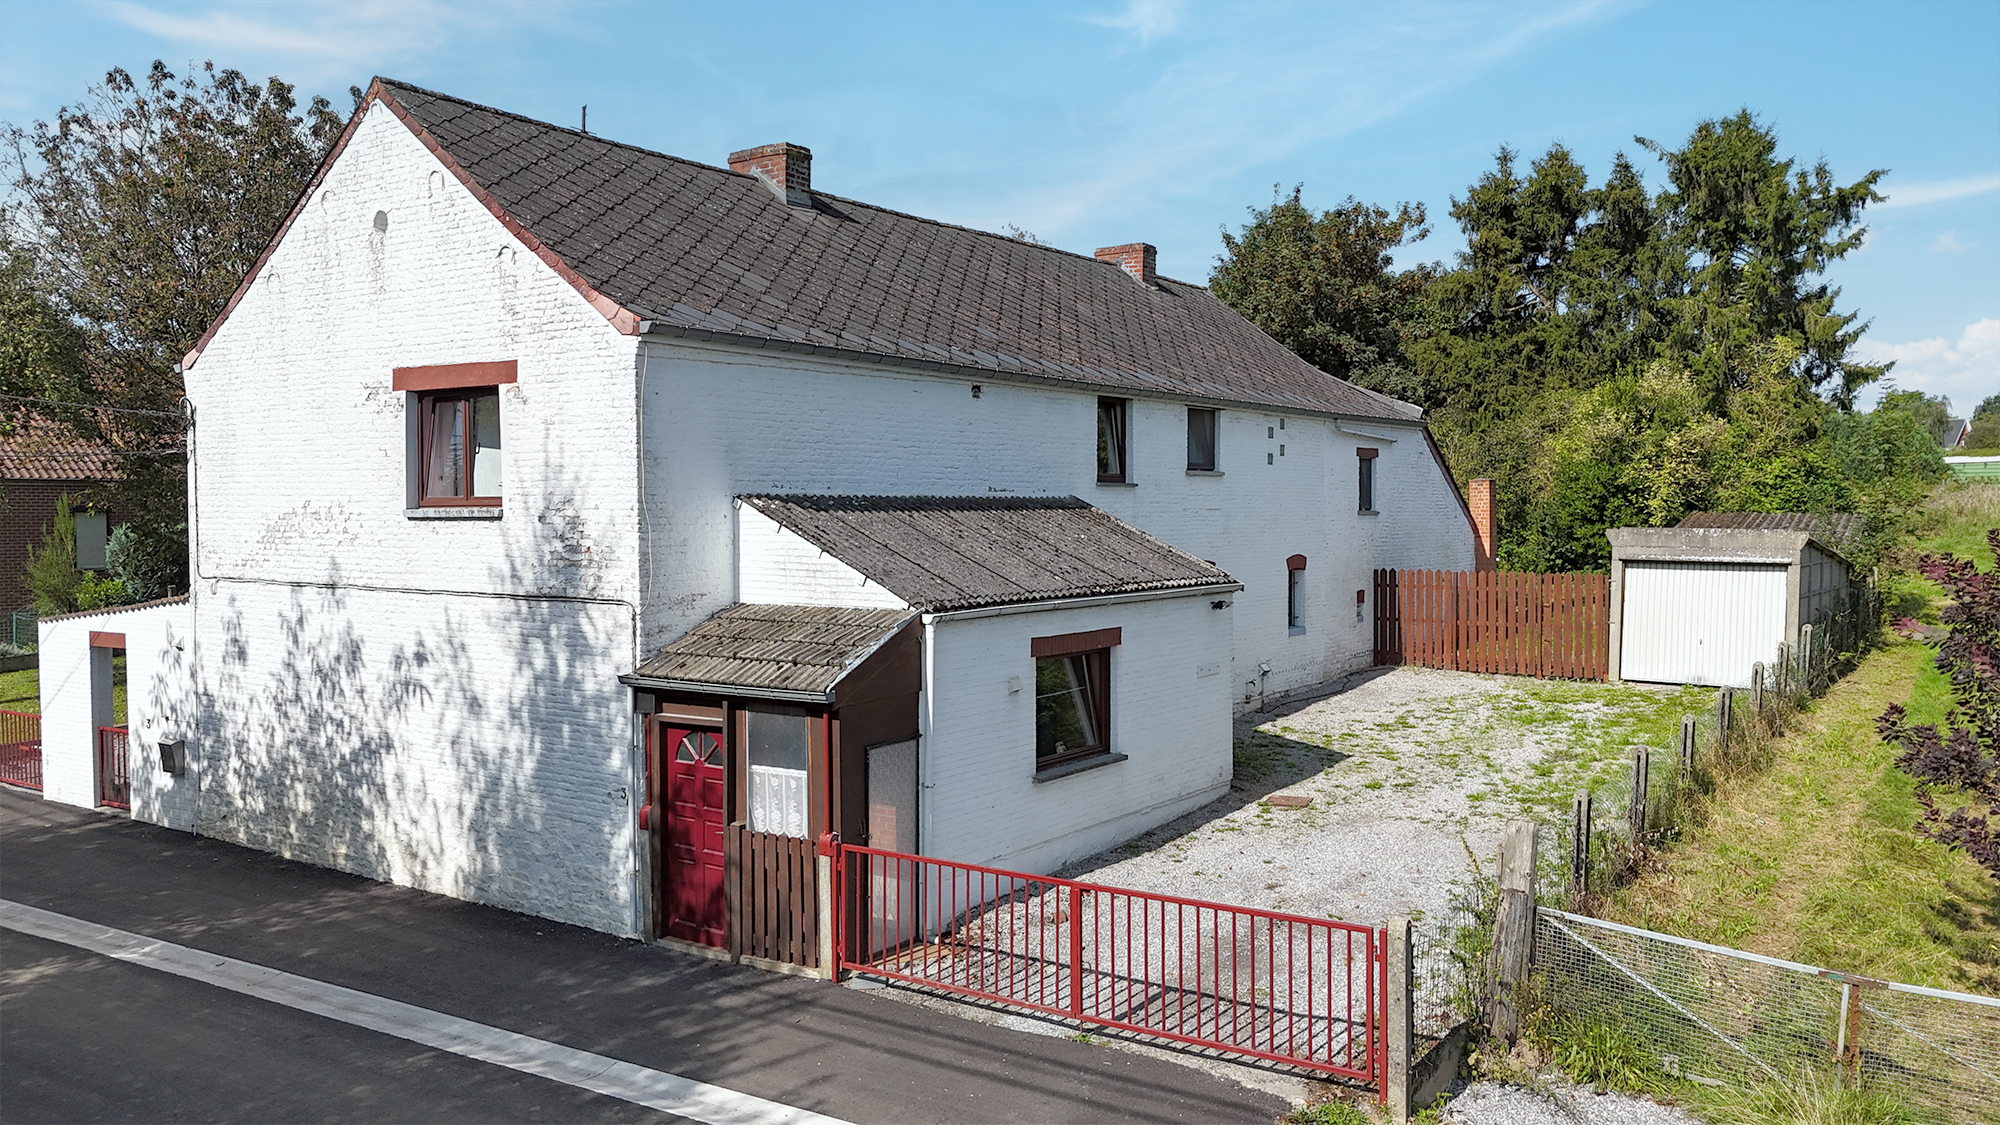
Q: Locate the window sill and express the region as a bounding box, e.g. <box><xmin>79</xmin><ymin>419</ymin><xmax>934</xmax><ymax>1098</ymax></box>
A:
<box><xmin>1289</xmin><ymin>625</ymin><xmax>1307</xmax><ymax>636</ymax></box>
<box><xmin>1185</xmin><ymin>469</ymin><xmax>1224</xmax><ymax>477</ymax></box>
<box><xmin>1358</xmin><ymin>509</ymin><xmax>1379</xmax><ymax>517</ymax></box>
<box><xmin>1032</xmin><ymin>752</ymin><xmax>1128</xmax><ymax>784</ymax></box>
<box><xmin>406</xmin><ymin>507</ymin><xmax>504</xmax><ymax>520</ymax></box>
<box><xmin>1096</xmin><ymin>481</ymin><xmax>1137</xmax><ymax>489</ymax></box>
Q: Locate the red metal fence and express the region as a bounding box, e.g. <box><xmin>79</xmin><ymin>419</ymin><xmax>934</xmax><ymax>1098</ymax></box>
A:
<box><xmin>96</xmin><ymin>726</ymin><xmax>130</xmax><ymax>810</ymax></box>
<box><xmin>1373</xmin><ymin>568</ymin><xmax>1609</xmax><ymax>681</ymax></box>
<box><xmin>0</xmin><ymin>709</ymin><xmax>41</xmax><ymax>791</ymax></box>
<box><xmin>834</xmin><ymin>843</ymin><xmax>1384</xmax><ymax>1085</ymax></box>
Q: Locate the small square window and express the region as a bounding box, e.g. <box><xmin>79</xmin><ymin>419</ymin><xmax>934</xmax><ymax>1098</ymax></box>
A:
<box><xmin>1036</xmin><ymin>649</ymin><xmax>1110</xmax><ymax>768</ymax></box>
<box><xmin>419</xmin><ymin>389</ymin><xmax>502</xmax><ymax>506</ymax></box>
<box><xmin>1186</xmin><ymin>408</ymin><xmax>1217</xmax><ymax>471</ymax></box>
<box><xmin>1097</xmin><ymin>398</ymin><xmax>1129</xmax><ymax>483</ymax></box>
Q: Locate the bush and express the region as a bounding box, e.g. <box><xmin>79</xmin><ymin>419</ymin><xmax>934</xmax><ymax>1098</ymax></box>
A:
<box><xmin>24</xmin><ymin>493</ymin><xmax>81</xmax><ymax>616</ymax></box>
<box><xmin>107</xmin><ymin>520</ymin><xmax>186</xmax><ymax>602</ymax></box>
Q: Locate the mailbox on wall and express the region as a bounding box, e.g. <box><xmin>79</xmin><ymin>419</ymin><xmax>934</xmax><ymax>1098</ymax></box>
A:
<box><xmin>158</xmin><ymin>739</ymin><xmax>186</xmax><ymax>776</ymax></box>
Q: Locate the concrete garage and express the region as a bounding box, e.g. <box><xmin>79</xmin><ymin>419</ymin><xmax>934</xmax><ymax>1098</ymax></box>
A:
<box><xmin>1607</xmin><ymin>513</ymin><xmax>1864</xmax><ymax>688</ymax></box>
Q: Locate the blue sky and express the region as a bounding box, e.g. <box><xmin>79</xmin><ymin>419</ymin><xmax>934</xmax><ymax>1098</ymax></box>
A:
<box><xmin>4</xmin><ymin>0</ymin><xmax>1996</xmax><ymax>412</ymax></box>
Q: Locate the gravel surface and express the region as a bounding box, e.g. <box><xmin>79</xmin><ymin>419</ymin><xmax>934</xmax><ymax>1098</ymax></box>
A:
<box><xmin>1439</xmin><ymin>1080</ymin><xmax>1701</xmax><ymax>1124</ymax></box>
<box><xmin>1059</xmin><ymin>666</ymin><xmax>1706</xmax><ymax>929</ymax></box>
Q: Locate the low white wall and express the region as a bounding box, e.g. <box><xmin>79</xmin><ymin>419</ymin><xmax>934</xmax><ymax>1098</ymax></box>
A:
<box><xmin>920</xmin><ymin>590</ymin><xmax>1233</xmax><ymax>874</ymax></box>
<box><xmin>37</xmin><ymin>600</ymin><xmax>193</xmax><ymax>826</ymax></box>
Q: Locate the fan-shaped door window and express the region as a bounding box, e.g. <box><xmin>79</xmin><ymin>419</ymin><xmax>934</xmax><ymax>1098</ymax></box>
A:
<box><xmin>675</xmin><ymin>731</ymin><xmax>721</xmax><ymax>765</ymax></box>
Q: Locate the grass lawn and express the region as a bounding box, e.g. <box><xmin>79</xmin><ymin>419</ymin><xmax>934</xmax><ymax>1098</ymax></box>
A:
<box><xmin>0</xmin><ymin>667</ymin><xmax>38</xmax><ymax>713</ymax></box>
<box><xmin>1604</xmin><ymin>482</ymin><xmax>2000</xmax><ymax>993</ymax></box>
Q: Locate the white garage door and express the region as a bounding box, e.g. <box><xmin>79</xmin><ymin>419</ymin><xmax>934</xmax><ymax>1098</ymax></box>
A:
<box><xmin>1621</xmin><ymin>562</ymin><xmax>1788</xmax><ymax>687</ymax></box>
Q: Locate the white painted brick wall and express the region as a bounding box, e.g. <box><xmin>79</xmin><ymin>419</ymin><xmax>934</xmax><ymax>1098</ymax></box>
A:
<box><xmin>637</xmin><ymin>340</ymin><xmax>1475</xmax><ymax>703</ymax></box>
<box><xmin>737</xmin><ymin>505</ymin><xmax>907</xmax><ymax>609</ymax></box>
<box><xmin>181</xmin><ymin>100</ymin><xmax>645</xmax><ymax>935</ymax></box>
<box><xmin>36</xmin><ymin>600</ymin><xmax>192</xmax><ymax>822</ymax></box>
<box><xmin>919</xmin><ymin>593</ymin><xmax>1234</xmax><ymax>873</ymax></box>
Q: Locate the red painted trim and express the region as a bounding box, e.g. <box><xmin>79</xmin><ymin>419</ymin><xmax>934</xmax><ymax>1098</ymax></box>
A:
<box><xmin>1030</xmin><ymin>627</ymin><xmax>1122</xmax><ymax>659</ymax></box>
<box><xmin>89</xmin><ymin>631</ymin><xmax>126</xmax><ymax>649</ymax></box>
<box><xmin>1287</xmin><ymin>553</ymin><xmax>1308</xmax><ymax>571</ymax></box>
<box><xmin>1356</xmin><ymin>447</ymin><xmax>1380</xmax><ymax>460</ymax></box>
<box><xmin>392</xmin><ymin>360</ymin><xmax>518</xmax><ymax>391</ymax></box>
<box><xmin>183</xmin><ymin>80</ymin><xmax>642</xmax><ymax>373</ymax></box>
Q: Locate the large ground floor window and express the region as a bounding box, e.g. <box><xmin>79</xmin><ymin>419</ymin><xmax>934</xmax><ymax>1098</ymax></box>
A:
<box><xmin>1035</xmin><ymin>649</ymin><xmax>1110</xmax><ymax>768</ymax></box>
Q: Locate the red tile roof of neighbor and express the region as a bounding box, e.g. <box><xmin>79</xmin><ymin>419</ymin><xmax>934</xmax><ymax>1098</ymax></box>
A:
<box><xmin>189</xmin><ymin>78</ymin><xmax>1424</xmax><ymax>425</ymax></box>
<box><xmin>0</xmin><ymin>419</ymin><xmax>122</xmax><ymax>482</ymax></box>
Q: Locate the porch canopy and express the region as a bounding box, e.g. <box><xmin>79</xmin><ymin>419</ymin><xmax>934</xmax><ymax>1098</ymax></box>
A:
<box><xmin>624</xmin><ymin>604</ymin><xmax>913</xmax><ymax>704</ymax></box>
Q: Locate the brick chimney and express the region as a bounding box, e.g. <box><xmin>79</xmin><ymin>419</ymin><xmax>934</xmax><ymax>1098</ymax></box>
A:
<box><xmin>1469</xmin><ymin>477</ymin><xmax>1497</xmax><ymax>571</ymax></box>
<box><xmin>1095</xmin><ymin>243</ymin><xmax>1157</xmax><ymax>286</ymax></box>
<box><xmin>729</xmin><ymin>143</ymin><xmax>812</xmax><ymax>208</ymax></box>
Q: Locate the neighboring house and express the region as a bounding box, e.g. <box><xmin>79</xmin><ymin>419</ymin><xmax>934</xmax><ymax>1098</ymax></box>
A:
<box><xmin>1607</xmin><ymin>511</ymin><xmax>1863</xmax><ymax>689</ymax></box>
<box><xmin>1945</xmin><ymin>417</ymin><xmax>1972</xmax><ymax>448</ymax></box>
<box><xmin>37</xmin><ymin>78</ymin><xmax>1477</xmax><ymax>953</ymax></box>
<box><xmin>0</xmin><ymin>419</ymin><xmax>124</xmax><ymax>617</ymax></box>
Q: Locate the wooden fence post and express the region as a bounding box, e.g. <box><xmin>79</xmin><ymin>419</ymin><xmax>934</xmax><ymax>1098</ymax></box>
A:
<box><xmin>1387</xmin><ymin>915</ymin><xmax>1413</xmax><ymax>1123</ymax></box>
<box><xmin>1489</xmin><ymin>819</ymin><xmax>1538</xmax><ymax>1044</ymax></box>
<box><xmin>1776</xmin><ymin>643</ymin><xmax>1791</xmax><ymax>698</ymax></box>
<box><xmin>1751</xmin><ymin>663</ymin><xmax>1765</xmax><ymax>724</ymax></box>
<box><xmin>1630</xmin><ymin>747</ymin><xmax>1650</xmax><ymax>840</ymax></box>
<box><xmin>1679</xmin><ymin>716</ymin><xmax>1696</xmax><ymax>776</ymax></box>
<box><xmin>1798</xmin><ymin>624</ymin><xmax>1815</xmax><ymax>691</ymax></box>
<box><xmin>1716</xmin><ymin>688</ymin><xmax>1733</xmax><ymax>755</ymax></box>
<box><xmin>1569</xmin><ymin>793</ymin><xmax>1592</xmax><ymax>903</ymax></box>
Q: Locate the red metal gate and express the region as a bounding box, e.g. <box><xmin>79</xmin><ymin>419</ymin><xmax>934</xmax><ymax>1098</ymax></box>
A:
<box><xmin>0</xmin><ymin>710</ymin><xmax>42</xmax><ymax>791</ymax></box>
<box><xmin>833</xmin><ymin>842</ymin><xmax>1383</xmax><ymax>1087</ymax></box>
<box><xmin>96</xmin><ymin>726</ymin><xmax>130</xmax><ymax>810</ymax></box>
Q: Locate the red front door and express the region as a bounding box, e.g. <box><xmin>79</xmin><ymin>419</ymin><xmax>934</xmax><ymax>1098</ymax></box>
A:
<box><xmin>662</xmin><ymin>724</ymin><xmax>727</xmax><ymax>947</ymax></box>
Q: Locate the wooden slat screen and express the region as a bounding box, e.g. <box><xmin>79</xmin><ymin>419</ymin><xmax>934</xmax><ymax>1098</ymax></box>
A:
<box><xmin>1372</xmin><ymin>568</ymin><xmax>1609</xmax><ymax>681</ymax></box>
<box><xmin>728</xmin><ymin>825</ymin><xmax>820</xmax><ymax>969</ymax></box>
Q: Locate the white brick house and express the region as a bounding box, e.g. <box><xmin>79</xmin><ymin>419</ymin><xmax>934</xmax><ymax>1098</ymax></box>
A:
<box><xmin>38</xmin><ymin>79</ymin><xmax>1477</xmax><ymax>953</ymax></box>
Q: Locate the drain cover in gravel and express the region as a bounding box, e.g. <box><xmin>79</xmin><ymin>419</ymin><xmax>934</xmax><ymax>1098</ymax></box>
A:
<box><xmin>1265</xmin><ymin>794</ymin><xmax>1313</xmax><ymax>809</ymax></box>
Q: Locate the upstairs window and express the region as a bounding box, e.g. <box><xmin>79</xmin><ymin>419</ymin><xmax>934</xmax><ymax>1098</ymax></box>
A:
<box><xmin>1097</xmin><ymin>397</ymin><xmax>1129</xmax><ymax>483</ymax></box>
<box><xmin>1287</xmin><ymin>554</ymin><xmax>1307</xmax><ymax>631</ymax></box>
<box><xmin>393</xmin><ymin>360</ymin><xmax>516</xmax><ymax>510</ymax></box>
<box><xmin>1358</xmin><ymin>448</ymin><xmax>1378</xmax><ymax>513</ymax></box>
<box><xmin>420</xmin><ymin>390</ymin><xmax>502</xmax><ymax>505</ymax></box>
<box><xmin>1186</xmin><ymin>407</ymin><xmax>1217</xmax><ymax>471</ymax></box>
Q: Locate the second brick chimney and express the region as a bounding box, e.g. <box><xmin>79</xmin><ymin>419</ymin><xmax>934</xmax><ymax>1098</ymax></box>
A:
<box><xmin>1095</xmin><ymin>243</ymin><xmax>1157</xmax><ymax>287</ymax></box>
<box><xmin>729</xmin><ymin>143</ymin><xmax>813</xmax><ymax>208</ymax></box>
<box><xmin>1469</xmin><ymin>477</ymin><xmax>1497</xmax><ymax>571</ymax></box>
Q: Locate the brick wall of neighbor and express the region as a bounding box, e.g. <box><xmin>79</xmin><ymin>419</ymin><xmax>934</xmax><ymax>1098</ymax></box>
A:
<box><xmin>920</xmin><ymin>593</ymin><xmax>1233</xmax><ymax>873</ymax></box>
<box><xmin>37</xmin><ymin>599</ymin><xmax>192</xmax><ymax>824</ymax></box>
<box><xmin>180</xmin><ymin>98</ymin><xmax>645</xmax><ymax>936</ymax></box>
<box><xmin>637</xmin><ymin>337</ymin><xmax>1474</xmax><ymax>705</ymax></box>
<box><xmin>0</xmin><ymin>481</ymin><xmax>126</xmax><ymax>611</ymax></box>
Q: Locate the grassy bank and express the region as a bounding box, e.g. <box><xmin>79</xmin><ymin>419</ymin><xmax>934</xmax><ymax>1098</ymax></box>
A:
<box><xmin>1603</xmin><ymin>483</ymin><xmax>2000</xmax><ymax>993</ymax></box>
<box><xmin>0</xmin><ymin>667</ymin><xmax>37</xmax><ymax>712</ymax></box>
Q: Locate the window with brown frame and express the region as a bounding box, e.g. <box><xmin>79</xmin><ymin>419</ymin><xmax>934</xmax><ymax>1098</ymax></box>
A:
<box><xmin>418</xmin><ymin>388</ymin><xmax>503</xmax><ymax>505</ymax></box>
<box><xmin>1097</xmin><ymin>397</ymin><xmax>1129</xmax><ymax>483</ymax></box>
<box><xmin>1357</xmin><ymin>447</ymin><xmax>1378</xmax><ymax>513</ymax></box>
<box><xmin>1031</xmin><ymin>627</ymin><xmax>1119</xmax><ymax>770</ymax></box>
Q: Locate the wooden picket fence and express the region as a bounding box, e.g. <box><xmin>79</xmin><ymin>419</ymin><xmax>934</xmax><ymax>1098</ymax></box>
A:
<box><xmin>1373</xmin><ymin>568</ymin><xmax>1610</xmax><ymax>681</ymax></box>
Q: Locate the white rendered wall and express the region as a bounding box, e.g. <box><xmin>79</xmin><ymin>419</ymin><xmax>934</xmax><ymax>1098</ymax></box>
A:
<box><xmin>181</xmin><ymin>98</ymin><xmax>644</xmax><ymax>935</ymax></box>
<box><xmin>737</xmin><ymin>504</ymin><xmax>907</xmax><ymax>609</ymax></box>
<box><xmin>637</xmin><ymin>338</ymin><xmax>1474</xmax><ymax>704</ymax></box>
<box><xmin>919</xmin><ymin>592</ymin><xmax>1234</xmax><ymax>874</ymax></box>
<box><xmin>36</xmin><ymin>601</ymin><xmax>192</xmax><ymax>825</ymax></box>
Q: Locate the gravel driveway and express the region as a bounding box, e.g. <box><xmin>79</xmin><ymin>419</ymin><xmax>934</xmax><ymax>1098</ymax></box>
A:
<box><xmin>1060</xmin><ymin>666</ymin><xmax>1712</xmax><ymax>929</ymax></box>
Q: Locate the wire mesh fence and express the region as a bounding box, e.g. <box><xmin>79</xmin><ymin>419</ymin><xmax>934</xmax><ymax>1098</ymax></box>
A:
<box><xmin>1536</xmin><ymin>908</ymin><xmax>2000</xmax><ymax>1123</ymax></box>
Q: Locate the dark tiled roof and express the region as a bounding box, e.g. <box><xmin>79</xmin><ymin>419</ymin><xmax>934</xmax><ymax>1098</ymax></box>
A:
<box><xmin>1678</xmin><ymin>511</ymin><xmax>1862</xmax><ymax>554</ymax></box>
<box><xmin>739</xmin><ymin>494</ymin><xmax>1235</xmax><ymax>612</ymax></box>
<box><xmin>631</xmin><ymin>603</ymin><xmax>911</xmax><ymax>696</ymax></box>
<box><xmin>375</xmin><ymin>79</ymin><xmax>1417</xmax><ymax>423</ymax></box>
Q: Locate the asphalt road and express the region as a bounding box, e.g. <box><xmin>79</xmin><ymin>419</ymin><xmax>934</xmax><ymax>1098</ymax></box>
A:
<box><xmin>0</xmin><ymin>789</ymin><xmax>1288</xmax><ymax>1123</ymax></box>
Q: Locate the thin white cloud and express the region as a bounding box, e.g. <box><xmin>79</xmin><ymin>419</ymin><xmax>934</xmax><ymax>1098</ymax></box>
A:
<box><xmin>1854</xmin><ymin>318</ymin><xmax>2000</xmax><ymax>411</ymax></box>
<box><xmin>1930</xmin><ymin>231</ymin><xmax>1971</xmax><ymax>253</ymax></box>
<box><xmin>1875</xmin><ymin>171</ymin><xmax>2000</xmax><ymax>210</ymax></box>
<box><xmin>1081</xmin><ymin>1</ymin><xmax>1189</xmax><ymax>46</ymax></box>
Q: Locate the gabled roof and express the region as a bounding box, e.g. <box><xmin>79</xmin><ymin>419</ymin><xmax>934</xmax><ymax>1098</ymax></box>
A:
<box><xmin>740</xmin><ymin>494</ymin><xmax>1236</xmax><ymax>613</ymax></box>
<box><xmin>627</xmin><ymin>603</ymin><xmax>912</xmax><ymax>700</ymax></box>
<box><xmin>0</xmin><ymin>417</ymin><xmax>122</xmax><ymax>482</ymax></box>
<box><xmin>188</xmin><ymin>77</ymin><xmax>1420</xmax><ymax>425</ymax></box>
<box><xmin>1678</xmin><ymin>511</ymin><xmax>1862</xmax><ymax>557</ymax></box>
